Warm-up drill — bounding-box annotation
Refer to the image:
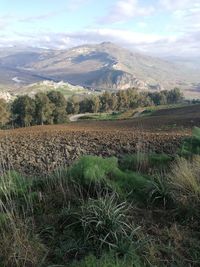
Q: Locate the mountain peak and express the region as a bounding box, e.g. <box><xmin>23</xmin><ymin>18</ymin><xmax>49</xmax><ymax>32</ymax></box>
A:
<box><xmin>0</xmin><ymin>42</ymin><xmax>200</xmax><ymax>98</ymax></box>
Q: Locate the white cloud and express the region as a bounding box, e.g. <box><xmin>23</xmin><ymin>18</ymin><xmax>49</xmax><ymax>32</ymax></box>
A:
<box><xmin>67</xmin><ymin>0</ymin><xmax>91</xmax><ymax>11</ymax></box>
<box><xmin>0</xmin><ymin>26</ymin><xmax>200</xmax><ymax>57</ymax></box>
<box><xmin>0</xmin><ymin>15</ymin><xmax>15</xmax><ymax>30</ymax></box>
<box><xmin>100</xmin><ymin>0</ymin><xmax>154</xmax><ymax>24</ymax></box>
<box><xmin>0</xmin><ymin>0</ymin><xmax>200</xmax><ymax>57</ymax></box>
<box><xmin>159</xmin><ymin>0</ymin><xmax>191</xmax><ymax>10</ymax></box>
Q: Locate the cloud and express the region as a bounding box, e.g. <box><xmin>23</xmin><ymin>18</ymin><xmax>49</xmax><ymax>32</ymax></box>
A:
<box><xmin>0</xmin><ymin>0</ymin><xmax>200</xmax><ymax>57</ymax></box>
<box><xmin>0</xmin><ymin>15</ymin><xmax>15</xmax><ymax>30</ymax></box>
<box><xmin>159</xmin><ymin>0</ymin><xmax>191</xmax><ymax>10</ymax></box>
<box><xmin>167</xmin><ymin>2</ymin><xmax>200</xmax><ymax>35</ymax></box>
<box><xmin>19</xmin><ymin>11</ymin><xmax>60</xmax><ymax>23</ymax></box>
<box><xmin>99</xmin><ymin>0</ymin><xmax>154</xmax><ymax>24</ymax></box>
<box><xmin>67</xmin><ymin>0</ymin><xmax>91</xmax><ymax>11</ymax></box>
<box><xmin>4</xmin><ymin>27</ymin><xmax>198</xmax><ymax>57</ymax></box>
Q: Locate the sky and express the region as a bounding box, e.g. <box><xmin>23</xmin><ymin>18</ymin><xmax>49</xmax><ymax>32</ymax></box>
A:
<box><xmin>0</xmin><ymin>0</ymin><xmax>200</xmax><ymax>57</ymax></box>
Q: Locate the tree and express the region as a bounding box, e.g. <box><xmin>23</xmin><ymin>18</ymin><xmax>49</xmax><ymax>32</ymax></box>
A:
<box><xmin>11</xmin><ymin>96</ymin><xmax>35</xmax><ymax>127</ymax></box>
<box><xmin>100</xmin><ymin>92</ymin><xmax>112</xmax><ymax>112</ymax></box>
<box><xmin>126</xmin><ymin>88</ymin><xmax>140</xmax><ymax>108</ymax></box>
<box><xmin>35</xmin><ymin>93</ymin><xmax>54</xmax><ymax>125</ymax></box>
<box><xmin>167</xmin><ymin>88</ymin><xmax>183</xmax><ymax>104</ymax></box>
<box><xmin>79</xmin><ymin>98</ymin><xmax>91</xmax><ymax>113</ymax></box>
<box><xmin>0</xmin><ymin>99</ymin><xmax>10</xmax><ymax>127</ymax></box>
<box><xmin>66</xmin><ymin>96</ymin><xmax>80</xmax><ymax>114</ymax></box>
<box><xmin>110</xmin><ymin>93</ymin><xmax>118</xmax><ymax>111</ymax></box>
<box><xmin>90</xmin><ymin>96</ymin><xmax>100</xmax><ymax>113</ymax></box>
<box><xmin>47</xmin><ymin>91</ymin><xmax>68</xmax><ymax>124</ymax></box>
<box><xmin>116</xmin><ymin>90</ymin><xmax>129</xmax><ymax>110</ymax></box>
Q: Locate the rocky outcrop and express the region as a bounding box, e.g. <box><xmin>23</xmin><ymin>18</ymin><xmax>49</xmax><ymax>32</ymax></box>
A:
<box><xmin>0</xmin><ymin>91</ymin><xmax>12</xmax><ymax>102</ymax></box>
<box><xmin>90</xmin><ymin>69</ymin><xmax>149</xmax><ymax>90</ymax></box>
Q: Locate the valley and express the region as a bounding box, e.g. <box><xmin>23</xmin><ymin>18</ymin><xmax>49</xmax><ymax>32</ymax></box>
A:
<box><xmin>0</xmin><ymin>43</ymin><xmax>200</xmax><ymax>100</ymax></box>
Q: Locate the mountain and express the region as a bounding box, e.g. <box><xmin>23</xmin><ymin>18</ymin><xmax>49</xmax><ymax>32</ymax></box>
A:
<box><xmin>165</xmin><ymin>56</ymin><xmax>200</xmax><ymax>71</ymax></box>
<box><xmin>0</xmin><ymin>42</ymin><xmax>200</xmax><ymax>98</ymax></box>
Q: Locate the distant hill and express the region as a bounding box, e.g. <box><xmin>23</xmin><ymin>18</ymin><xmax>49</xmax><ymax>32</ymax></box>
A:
<box><xmin>16</xmin><ymin>80</ymin><xmax>90</xmax><ymax>98</ymax></box>
<box><xmin>0</xmin><ymin>42</ymin><xmax>200</xmax><ymax>98</ymax></box>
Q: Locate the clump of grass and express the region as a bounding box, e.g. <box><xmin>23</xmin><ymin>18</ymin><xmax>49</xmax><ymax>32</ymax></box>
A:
<box><xmin>0</xmin><ymin>171</ymin><xmax>32</xmax><ymax>198</ymax></box>
<box><xmin>181</xmin><ymin>127</ymin><xmax>200</xmax><ymax>157</ymax></box>
<box><xmin>0</xmin><ymin>215</ymin><xmax>47</xmax><ymax>267</ymax></box>
<box><xmin>120</xmin><ymin>153</ymin><xmax>172</xmax><ymax>173</ymax></box>
<box><xmin>68</xmin><ymin>155</ymin><xmax>153</xmax><ymax>203</ymax></box>
<box><xmin>59</xmin><ymin>195</ymin><xmax>141</xmax><ymax>259</ymax></box>
<box><xmin>148</xmin><ymin>174</ymin><xmax>173</xmax><ymax>208</ymax></box>
<box><xmin>69</xmin><ymin>155</ymin><xmax>118</xmax><ymax>184</ymax></box>
<box><xmin>69</xmin><ymin>252</ymin><xmax>142</xmax><ymax>267</ymax></box>
<box><xmin>168</xmin><ymin>156</ymin><xmax>200</xmax><ymax>216</ymax></box>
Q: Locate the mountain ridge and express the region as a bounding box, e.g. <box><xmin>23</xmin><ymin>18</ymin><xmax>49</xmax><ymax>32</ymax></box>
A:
<box><xmin>0</xmin><ymin>42</ymin><xmax>200</xmax><ymax>98</ymax></box>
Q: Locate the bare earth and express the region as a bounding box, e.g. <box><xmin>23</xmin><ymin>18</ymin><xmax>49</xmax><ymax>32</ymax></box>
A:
<box><xmin>0</xmin><ymin>104</ymin><xmax>200</xmax><ymax>175</ymax></box>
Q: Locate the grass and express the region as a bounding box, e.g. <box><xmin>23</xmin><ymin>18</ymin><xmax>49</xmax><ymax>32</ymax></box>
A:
<box><xmin>78</xmin><ymin>103</ymin><xmax>192</xmax><ymax>122</ymax></box>
<box><xmin>79</xmin><ymin>112</ymin><xmax>123</xmax><ymax>121</ymax></box>
<box><xmin>0</xmin><ymin>128</ymin><xmax>200</xmax><ymax>266</ymax></box>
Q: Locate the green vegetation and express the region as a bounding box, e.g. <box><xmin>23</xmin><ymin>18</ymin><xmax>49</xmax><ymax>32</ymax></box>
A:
<box><xmin>11</xmin><ymin>91</ymin><xmax>68</xmax><ymax>127</ymax></box>
<box><xmin>78</xmin><ymin>88</ymin><xmax>184</xmax><ymax>114</ymax></box>
<box><xmin>0</xmin><ymin>87</ymin><xmax>184</xmax><ymax>128</ymax></box>
<box><xmin>0</xmin><ymin>128</ymin><xmax>200</xmax><ymax>266</ymax></box>
<box><xmin>181</xmin><ymin>127</ymin><xmax>200</xmax><ymax>156</ymax></box>
<box><xmin>0</xmin><ymin>98</ymin><xmax>10</xmax><ymax>127</ymax></box>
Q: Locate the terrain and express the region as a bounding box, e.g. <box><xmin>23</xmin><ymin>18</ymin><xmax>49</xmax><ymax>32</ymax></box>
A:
<box><xmin>14</xmin><ymin>80</ymin><xmax>90</xmax><ymax>98</ymax></box>
<box><xmin>0</xmin><ymin>104</ymin><xmax>199</xmax><ymax>175</ymax></box>
<box><xmin>1</xmin><ymin>104</ymin><xmax>200</xmax><ymax>267</ymax></box>
<box><xmin>0</xmin><ymin>43</ymin><xmax>200</xmax><ymax>99</ymax></box>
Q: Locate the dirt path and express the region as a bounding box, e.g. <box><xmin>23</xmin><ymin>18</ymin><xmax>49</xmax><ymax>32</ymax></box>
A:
<box><xmin>69</xmin><ymin>113</ymin><xmax>94</xmax><ymax>122</ymax></box>
<box><xmin>133</xmin><ymin>109</ymin><xmax>146</xmax><ymax>118</ymax></box>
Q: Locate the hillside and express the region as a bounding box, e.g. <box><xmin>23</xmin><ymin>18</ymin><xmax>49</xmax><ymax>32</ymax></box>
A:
<box><xmin>15</xmin><ymin>80</ymin><xmax>90</xmax><ymax>98</ymax></box>
<box><xmin>0</xmin><ymin>43</ymin><xmax>200</xmax><ymax>97</ymax></box>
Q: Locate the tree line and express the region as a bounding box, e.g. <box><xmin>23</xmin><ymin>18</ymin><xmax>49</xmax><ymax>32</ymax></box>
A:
<box><xmin>0</xmin><ymin>88</ymin><xmax>183</xmax><ymax>128</ymax></box>
<box><xmin>78</xmin><ymin>87</ymin><xmax>183</xmax><ymax>114</ymax></box>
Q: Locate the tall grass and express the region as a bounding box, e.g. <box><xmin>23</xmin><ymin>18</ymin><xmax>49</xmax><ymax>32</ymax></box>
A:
<box><xmin>0</xmin><ymin>134</ymin><xmax>200</xmax><ymax>267</ymax></box>
<box><xmin>0</xmin><ymin>171</ymin><xmax>47</xmax><ymax>267</ymax></box>
<box><xmin>168</xmin><ymin>156</ymin><xmax>200</xmax><ymax>215</ymax></box>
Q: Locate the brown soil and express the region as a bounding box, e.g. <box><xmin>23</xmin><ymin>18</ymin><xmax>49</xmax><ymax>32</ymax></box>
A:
<box><xmin>0</xmin><ymin>104</ymin><xmax>199</xmax><ymax>175</ymax></box>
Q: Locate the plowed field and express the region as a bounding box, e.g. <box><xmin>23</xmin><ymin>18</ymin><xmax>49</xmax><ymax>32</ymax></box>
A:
<box><xmin>0</xmin><ymin>104</ymin><xmax>199</xmax><ymax>174</ymax></box>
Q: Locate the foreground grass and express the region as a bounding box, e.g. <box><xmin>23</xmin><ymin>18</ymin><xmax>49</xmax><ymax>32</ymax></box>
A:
<box><xmin>0</xmin><ymin>128</ymin><xmax>200</xmax><ymax>266</ymax></box>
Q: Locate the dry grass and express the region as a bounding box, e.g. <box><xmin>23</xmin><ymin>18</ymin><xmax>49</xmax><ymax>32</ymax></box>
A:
<box><xmin>168</xmin><ymin>156</ymin><xmax>200</xmax><ymax>207</ymax></box>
